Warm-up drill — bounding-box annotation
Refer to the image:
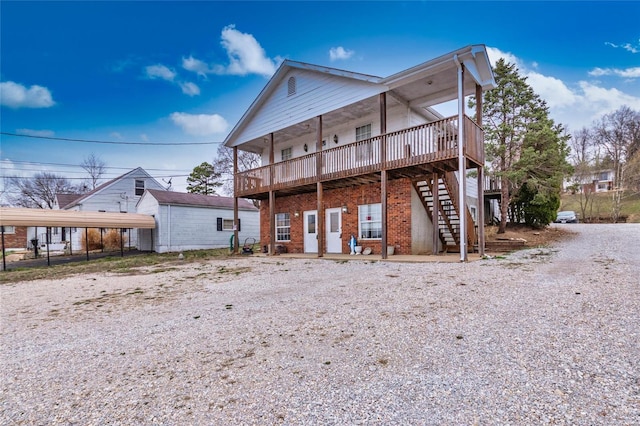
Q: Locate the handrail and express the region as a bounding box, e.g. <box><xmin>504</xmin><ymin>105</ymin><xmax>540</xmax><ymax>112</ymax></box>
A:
<box><xmin>236</xmin><ymin>115</ymin><xmax>483</xmax><ymax>196</ymax></box>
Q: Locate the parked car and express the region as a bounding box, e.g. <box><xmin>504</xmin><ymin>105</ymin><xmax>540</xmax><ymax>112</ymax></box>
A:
<box><xmin>555</xmin><ymin>210</ymin><xmax>578</xmax><ymax>223</ymax></box>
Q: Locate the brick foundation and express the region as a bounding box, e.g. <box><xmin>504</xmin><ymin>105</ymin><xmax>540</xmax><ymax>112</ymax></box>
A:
<box><xmin>259</xmin><ymin>178</ymin><xmax>414</xmax><ymax>255</ymax></box>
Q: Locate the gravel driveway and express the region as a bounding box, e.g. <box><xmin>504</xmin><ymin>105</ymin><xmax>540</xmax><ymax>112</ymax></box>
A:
<box><xmin>1</xmin><ymin>224</ymin><xmax>639</xmax><ymax>425</ymax></box>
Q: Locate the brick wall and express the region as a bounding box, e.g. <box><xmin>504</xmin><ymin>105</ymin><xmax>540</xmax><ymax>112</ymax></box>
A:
<box><xmin>260</xmin><ymin>178</ymin><xmax>414</xmax><ymax>255</ymax></box>
<box><xmin>1</xmin><ymin>226</ymin><xmax>28</xmax><ymax>250</ymax></box>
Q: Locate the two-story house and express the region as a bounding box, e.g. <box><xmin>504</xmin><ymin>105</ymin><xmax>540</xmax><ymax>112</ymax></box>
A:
<box><xmin>224</xmin><ymin>45</ymin><xmax>496</xmax><ymax>261</ymax></box>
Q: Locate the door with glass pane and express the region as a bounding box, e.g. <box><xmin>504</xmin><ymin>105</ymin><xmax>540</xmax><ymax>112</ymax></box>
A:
<box><xmin>303</xmin><ymin>210</ymin><xmax>318</xmax><ymax>253</ymax></box>
<box><xmin>325</xmin><ymin>207</ymin><xmax>342</xmax><ymax>253</ymax></box>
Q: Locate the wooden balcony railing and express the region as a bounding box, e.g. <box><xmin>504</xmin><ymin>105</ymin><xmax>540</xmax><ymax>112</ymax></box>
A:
<box><xmin>236</xmin><ymin>115</ymin><xmax>484</xmax><ymax>197</ymax></box>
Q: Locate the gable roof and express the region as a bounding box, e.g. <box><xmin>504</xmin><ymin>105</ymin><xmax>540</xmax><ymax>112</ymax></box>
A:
<box><xmin>223</xmin><ymin>44</ymin><xmax>496</xmax><ymax>151</ymax></box>
<box><xmin>142</xmin><ymin>189</ymin><xmax>258</xmax><ymax>211</ymax></box>
<box><xmin>56</xmin><ymin>193</ymin><xmax>82</xmax><ymax>209</ymax></box>
<box><xmin>63</xmin><ymin>167</ymin><xmax>164</xmax><ymax>209</ymax></box>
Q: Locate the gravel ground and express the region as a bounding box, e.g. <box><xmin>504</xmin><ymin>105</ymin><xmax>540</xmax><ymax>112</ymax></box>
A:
<box><xmin>1</xmin><ymin>224</ymin><xmax>639</xmax><ymax>425</ymax></box>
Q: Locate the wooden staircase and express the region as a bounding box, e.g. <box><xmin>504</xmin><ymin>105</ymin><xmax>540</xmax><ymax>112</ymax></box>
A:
<box><xmin>413</xmin><ymin>172</ymin><xmax>477</xmax><ymax>253</ymax></box>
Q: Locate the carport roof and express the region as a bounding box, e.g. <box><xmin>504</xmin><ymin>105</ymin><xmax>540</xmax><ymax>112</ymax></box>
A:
<box><xmin>0</xmin><ymin>208</ymin><xmax>156</xmax><ymax>229</ymax></box>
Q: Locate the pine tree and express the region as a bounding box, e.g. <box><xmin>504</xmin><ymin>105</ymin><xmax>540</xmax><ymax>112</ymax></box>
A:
<box><xmin>186</xmin><ymin>162</ymin><xmax>222</xmax><ymax>195</ymax></box>
<box><xmin>479</xmin><ymin>59</ymin><xmax>570</xmax><ymax>232</ymax></box>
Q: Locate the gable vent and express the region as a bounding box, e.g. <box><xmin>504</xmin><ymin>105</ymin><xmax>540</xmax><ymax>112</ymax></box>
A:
<box><xmin>287</xmin><ymin>76</ymin><xmax>296</xmax><ymax>96</ymax></box>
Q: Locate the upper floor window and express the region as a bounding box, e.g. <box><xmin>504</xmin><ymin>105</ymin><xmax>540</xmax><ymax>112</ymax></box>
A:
<box><xmin>281</xmin><ymin>147</ymin><xmax>292</xmax><ymax>161</ymax></box>
<box><xmin>135</xmin><ymin>179</ymin><xmax>145</xmax><ymax>196</ymax></box>
<box><xmin>287</xmin><ymin>76</ymin><xmax>296</xmax><ymax>96</ymax></box>
<box><xmin>355</xmin><ymin>124</ymin><xmax>372</xmax><ymax>141</ymax></box>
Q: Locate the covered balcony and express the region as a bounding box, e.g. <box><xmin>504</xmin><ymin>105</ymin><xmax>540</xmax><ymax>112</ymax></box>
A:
<box><xmin>236</xmin><ymin>115</ymin><xmax>484</xmax><ymax>199</ymax></box>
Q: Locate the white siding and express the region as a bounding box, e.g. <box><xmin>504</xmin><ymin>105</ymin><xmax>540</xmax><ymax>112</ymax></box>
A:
<box><xmin>261</xmin><ymin>103</ymin><xmax>427</xmax><ymax>164</ymax></box>
<box><xmin>241</xmin><ymin>69</ymin><xmax>383</xmax><ymax>146</ymax></box>
<box><xmin>136</xmin><ymin>194</ymin><xmax>260</xmax><ymax>253</ymax></box>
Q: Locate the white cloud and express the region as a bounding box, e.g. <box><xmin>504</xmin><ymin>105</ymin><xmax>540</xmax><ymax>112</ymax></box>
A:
<box><xmin>329</xmin><ymin>46</ymin><xmax>355</xmax><ymax>61</ymax></box>
<box><xmin>485</xmin><ymin>46</ymin><xmax>640</xmax><ymax>129</ymax></box>
<box><xmin>144</xmin><ymin>64</ymin><xmax>176</xmax><ymax>81</ymax></box>
<box><xmin>0</xmin><ymin>81</ymin><xmax>55</xmax><ymax>109</ymax></box>
<box><xmin>179</xmin><ymin>81</ymin><xmax>201</xmax><ymax>96</ymax></box>
<box><xmin>110</xmin><ymin>132</ymin><xmax>124</xmax><ymax>140</ymax></box>
<box><xmin>588</xmin><ymin>67</ymin><xmax>640</xmax><ymax>78</ymax></box>
<box><xmin>181</xmin><ymin>25</ymin><xmax>281</xmax><ymax>79</ymax></box>
<box><xmin>140</xmin><ymin>133</ymin><xmax>149</xmax><ymax>142</ymax></box>
<box><xmin>15</xmin><ymin>128</ymin><xmax>55</xmax><ymax>137</ymax></box>
<box><xmin>605</xmin><ymin>40</ymin><xmax>640</xmax><ymax>54</ymax></box>
<box><xmin>170</xmin><ymin>112</ymin><xmax>228</xmax><ymax>136</ymax></box>
<box><xmin>182</xmin><ymin>55</ymin><xmax>213</xmax><ymax>77</ymax></box>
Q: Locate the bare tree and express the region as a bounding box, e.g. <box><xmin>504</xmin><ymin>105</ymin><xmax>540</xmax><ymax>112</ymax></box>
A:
<box><xmin>568</xmin><ymin>127</ymin><xmax>597</xmax><ymax>221</ymax></box>
<box><xmin>593</xmin><ymin>106</ymin><xmax>640</xmax><ymax>221</ymax></box>
<box><xmin>9</xmin><ymin>172</ymin><xmax>80</xmax><ymax>209</ymax></box>
<box><xmin>213</xmin><ymin>145</ymin><xmax>261</xmax><ymax>202</ymax></box>
<box><xmin>81</xmin><ymin>153</ymin><xmax>106</xmax><ymax>190</ymax></box>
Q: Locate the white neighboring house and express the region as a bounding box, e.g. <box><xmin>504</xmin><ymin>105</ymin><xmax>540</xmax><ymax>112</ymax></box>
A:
<box><xmin>136</xmin><ymin>189</ymin><xmax>260</xmax><ymax>253</ymax></box>
<box><xmin>28</xmin><ymin>167</ymin><xmax>166</xmax><ymax>250</ymax></box>
<box><xmin>564</xmin><ymin>169</ymin><xmax>615</xmax><ymax>193</ymax></box>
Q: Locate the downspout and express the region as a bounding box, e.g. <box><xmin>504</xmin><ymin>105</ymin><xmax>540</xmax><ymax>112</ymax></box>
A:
<box><xmin>168</xmin><ymin>204</ymin><xmax>171</xmax><ymax>252</ymax></box>
<box><xmin>453</xmin><ymin>54</ymin><xmax>467</xmax><ymax>261</ymax></box>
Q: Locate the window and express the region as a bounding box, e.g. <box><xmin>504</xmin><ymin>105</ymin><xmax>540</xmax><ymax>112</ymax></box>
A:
<box><xmin>355</xmin><ymin>124</ymin><xmax>372</xmax><ymax>161</ymax></box>
<box><xmin>287</xmin><ymin>76</ymin><xmax>296</xmax><ymax>96</ymax></box>
<box><xmin>135</xmin><ymin>179</ymin><xmax>145</xmax><ymax>196</ymax></box>
<box><xmin>355</xmin><ymin>124</ymin><xmax>371</xmax><ymax>141</ymax></box>
<box><xmin>217</xmin><ymin>218</ymin><xmax>240</xmax><ymax>231</ymax></box>
<box><xmin>281</xmin><ymin>147</ymin><xmax>292</xmax><ymax>161</ymax></box>
<box><xmin>276</xmin><ymin>213</ymin><xmax>291</xmax><ymax>241</ymax></box>
<box><xmin>1</xmin><ymin>226</ymin><xmax>15</xmax><ymax>234</ymax></box>
<box><xmin>358</xmin><ymin>204</ymin><xmax>382</xmax><ymax>239</ymax></box>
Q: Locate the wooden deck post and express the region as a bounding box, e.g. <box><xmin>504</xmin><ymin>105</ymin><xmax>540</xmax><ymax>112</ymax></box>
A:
<box><xmin>475</xmin><ymin>83</ymin><xmax>485</xmax><ymax>256</ymax></box>
<box><xmin>454</xmin><ymin>56</ymin><xmax>468</xmax><ymax>261</ymax></box>
<box><xmin>233</xmin><ymin>146</ymin><xmax>239</xmax><ymax>254</ymax></box>
<box><xmin>316</xmin><ymin>115</ymin><xmax>324</xmax><ymax>257</ymax></box>
<box><xmin>380</xmin><ymin>93</ymin><xmax>388</xmax><ymax>259</ymax></box>
<box><xmin>269</xmin><ymin>133</ymin><xmax>275</xmax><ymax>256</ymax></box>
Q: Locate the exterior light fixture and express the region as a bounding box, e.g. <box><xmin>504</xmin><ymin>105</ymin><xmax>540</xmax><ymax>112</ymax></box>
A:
<box><xmin>342</xmin><ymin>205</ymin><xmax>348</xmax><ymax>213</ymax></box>
<box><xmin>294</xmin><ymin>210</ymin><xmax>300</xmax><ymax>218</ymax></box>
<box><xmin>303</xmin><ymin>143</ymin><xmax>308</xmax><ymax>152</ymax></box>
<box><xmin>333</xmin><ymin>134</ymin><xmax>339</xmax><ymax>144</ymax></box>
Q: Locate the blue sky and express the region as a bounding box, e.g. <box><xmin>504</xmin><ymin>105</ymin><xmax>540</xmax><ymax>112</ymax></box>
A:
<box><xmin>1</xmin><ymin>1</ymin><xmax>639</xmax><ymax>197</ymax></box>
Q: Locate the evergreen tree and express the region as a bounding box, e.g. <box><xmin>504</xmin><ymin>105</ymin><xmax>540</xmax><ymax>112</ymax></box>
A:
<box><xmin>478</xmin><ymin>59</ymin><xmax>569</xmax><ymax>232</ymax></box>
<box><xmin>186</xmin><ymin>162</ymin><xmax>222</xmax><ymax>195</ymax></box>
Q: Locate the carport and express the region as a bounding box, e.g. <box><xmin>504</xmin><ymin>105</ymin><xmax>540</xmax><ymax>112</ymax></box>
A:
<box><xmin>0</xmin><ymin>207</ymin><xmax>156</xmax><ymax>271</ymax></box>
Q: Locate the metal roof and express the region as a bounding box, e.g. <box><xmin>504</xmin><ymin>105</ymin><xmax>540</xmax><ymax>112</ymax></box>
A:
<box><xmin>0</xmin><ymin>208</ymin><xmax>156</xmax><ymax>229</ymax></box>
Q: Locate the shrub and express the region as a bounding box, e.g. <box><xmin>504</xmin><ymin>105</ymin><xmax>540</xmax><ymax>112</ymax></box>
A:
<box><xmin>79</xmin><ymin>228</ymin><xmax>128</xmax><ymax>251</ymax></box>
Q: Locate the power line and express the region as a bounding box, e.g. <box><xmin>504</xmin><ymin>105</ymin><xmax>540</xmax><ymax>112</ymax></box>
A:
<box><xmin>0</xmin><ymin>159</ymin><xmax>192</xmax><ymax>173</ymax></box>
<box><xmin>0</xmin><ymin>132</ymin><xmax>223</xmax><ymax>146</ymax></box>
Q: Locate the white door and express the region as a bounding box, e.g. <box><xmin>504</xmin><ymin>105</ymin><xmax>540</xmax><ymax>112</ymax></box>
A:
<box><xmin>303</xmin><ymin>210</ymin><xmax>318</xmax><ymax>253</ymax></box>
<box><xmin>325</xmin><ymin>207</ymin><xmax>342</xmax><ymax>253</ymax></box>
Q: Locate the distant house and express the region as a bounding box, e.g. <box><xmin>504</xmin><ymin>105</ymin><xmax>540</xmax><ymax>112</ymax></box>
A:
<box><xmin>28</xmin><ymin>167</ymin><xmax>166</xmax><ymax>249</ymax></box>
<box><xmin>565</xmin><ymin>169</ymin><xmax>615</xmax><ymax>193</ymax></box>
<box><xmin>136</xmin><ymin>189</ymin><xmax>259</xmax><ymax>253</ymax></box>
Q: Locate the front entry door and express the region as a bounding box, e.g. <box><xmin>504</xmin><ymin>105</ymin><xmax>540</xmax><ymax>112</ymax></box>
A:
<box><xmin>303</xmin><ymin>210</ymin><xmax>318</xmax><ymax>253</ymax></box>
<box><xmin>325</xmin><ymin>207</ymin><xmax>342</xmax><ymax>253</ymax></box>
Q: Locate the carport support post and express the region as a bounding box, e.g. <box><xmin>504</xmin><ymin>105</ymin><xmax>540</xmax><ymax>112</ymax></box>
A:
<box><xmin>46</xmin><ymin>227</ymin><xmax>51</xmax><ymax>267</ymax></box>
<box><xmin>100</xmin><ymin>228</ymin><xmax>104</xmax><ymax>253</ymax></box>
<box><xmin>233</xmin><ymin>146</ymin><xmax>239</xmax><ymax>254</ymax></box>
<box><xmin>69</xmin><ymin>228</ymin><xmax>73</xmax><ymax>255</ymax></box>
<box><xmin>85</xmin><ymin>228</ymin><xmax>89</xmax><ymax>261</ymax></box>
<box><xmin>2</xmin><ymin>227</ymin><xmax>6</xmax><ymax>272</ymax></box>
<box><xmin>120</xmin><ymin>228</ymin><xmax>124</xmax><ymax>257</ymax></box>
